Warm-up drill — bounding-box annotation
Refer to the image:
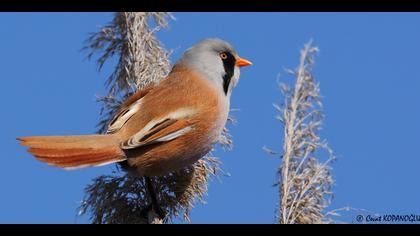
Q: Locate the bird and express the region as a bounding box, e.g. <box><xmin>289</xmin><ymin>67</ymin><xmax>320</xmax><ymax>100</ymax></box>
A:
<box><xmin>17</xmin><ymin>38</ymin><xmax>252</xmax><ymax>177</ymax></box>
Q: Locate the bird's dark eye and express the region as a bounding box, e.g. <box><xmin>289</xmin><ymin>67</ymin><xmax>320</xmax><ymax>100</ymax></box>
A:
<box><xmin>219</xmin><ymin>52</ymin><xmax>228</xmax><ymax>60</ymax></box>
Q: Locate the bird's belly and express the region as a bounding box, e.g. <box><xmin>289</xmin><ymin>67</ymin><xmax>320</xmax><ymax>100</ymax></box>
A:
<box><xmin>125</xmin><ymin>123</ymin><xmax>223</xmax><ymax>176</ymax></box>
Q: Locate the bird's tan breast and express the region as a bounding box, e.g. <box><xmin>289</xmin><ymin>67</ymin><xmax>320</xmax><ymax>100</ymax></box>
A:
<box><xmin>119</xmin><ymin>66</ymin><xmax>229</xmax><ymax>176</ymax></box>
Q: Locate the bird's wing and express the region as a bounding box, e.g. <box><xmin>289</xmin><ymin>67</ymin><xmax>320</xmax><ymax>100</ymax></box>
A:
<box><xmin>107</xmin><ymin>85</ymin><xmax>155</xmax><ymax>134</ymax></box>
<box><xmin>120</xmin><ymin>108</ymin><xmax>197</xmax><ymax>150</ymax></box>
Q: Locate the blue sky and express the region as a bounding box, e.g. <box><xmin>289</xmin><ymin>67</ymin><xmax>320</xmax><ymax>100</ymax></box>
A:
<box><xmin>1</xmin><ymin>12</ymin><xmax>420</xmax><ymax>224</ymax></box>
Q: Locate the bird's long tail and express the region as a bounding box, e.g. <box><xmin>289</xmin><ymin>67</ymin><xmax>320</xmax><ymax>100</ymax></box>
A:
<box><xmin>17</xmin><ymin>134</ymin><xmax>126</xmax><ymax>170</ymax></box>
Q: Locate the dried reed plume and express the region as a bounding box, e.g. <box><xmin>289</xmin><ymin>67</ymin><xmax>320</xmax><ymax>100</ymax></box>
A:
<box><xmin>78</xmin><ymin>12</ymin><xmax>230</xmax><ymax>224</ymax></box>
<box><xmin>273</xmin><ymin>41</ymin><xmax>335</xmax><ymax>224</ymax></box>
<box><xmin>84</xmin><ymin>12</ymin><xmax>173</xmax><ymax>134</ymax></box>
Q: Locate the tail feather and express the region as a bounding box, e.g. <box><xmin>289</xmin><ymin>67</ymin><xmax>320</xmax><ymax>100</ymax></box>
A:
<box><xmin>17</xmin><ymin>135</ymin><xmax>126</xmax><ymax>170</ymax></box>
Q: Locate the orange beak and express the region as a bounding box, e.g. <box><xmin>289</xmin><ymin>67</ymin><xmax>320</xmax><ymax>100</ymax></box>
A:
<box><xmin>236</xmin><ymin>57</ymin><xmax>253</xmax><ymax>67</ymax></box>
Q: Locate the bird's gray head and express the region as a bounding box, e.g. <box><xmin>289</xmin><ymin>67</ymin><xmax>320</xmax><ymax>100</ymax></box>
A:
<box><xmin>177</xmin><ymin>38</ymin><xmax>252</xmax><ymax>96</ymax></box>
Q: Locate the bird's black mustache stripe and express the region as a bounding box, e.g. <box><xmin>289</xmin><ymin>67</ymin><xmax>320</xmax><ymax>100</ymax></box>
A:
<box><xmin>221</xmin><ymin>51</ymin><xmax>236</xmax><ymax>95</ymax></box>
